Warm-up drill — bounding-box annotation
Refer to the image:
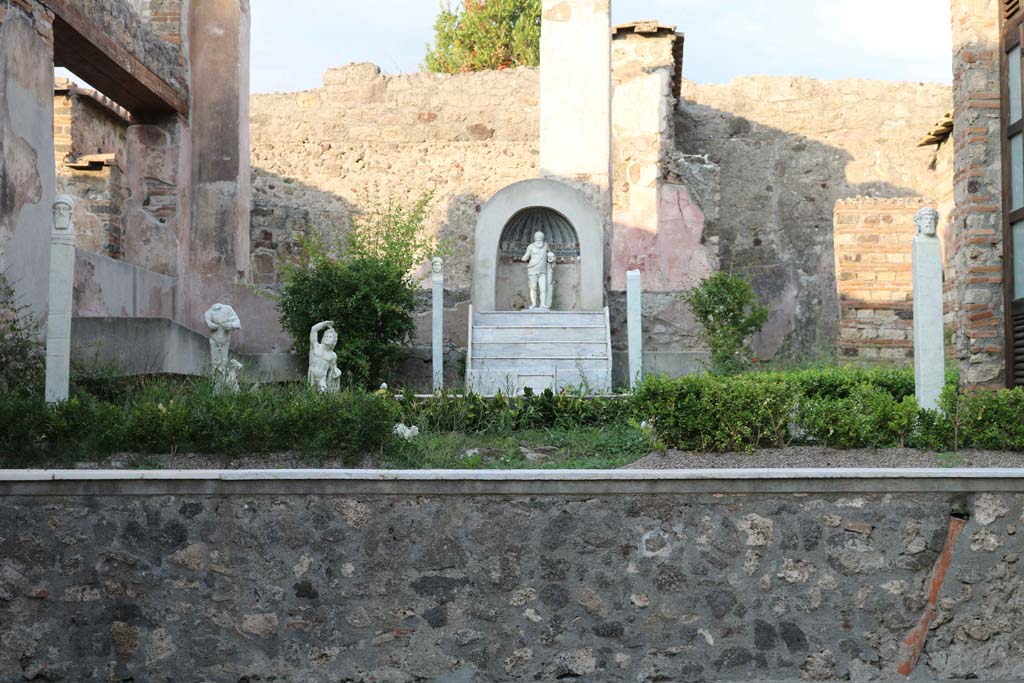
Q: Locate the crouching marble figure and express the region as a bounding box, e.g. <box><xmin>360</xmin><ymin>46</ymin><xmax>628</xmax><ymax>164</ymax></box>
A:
<box><xmin>521</xmin><ymin>231</ymin><xmax>554</xmax><ymax>310</ymax></box>
<box><xmin>308</xmin><ymin>321</ymin><xmax>342</xmax><ymax>393</ymax></box>
<box><xmin>204</xmin><ymin>303</ymin><xmax>241</xmax><ymax>392</ymax></box>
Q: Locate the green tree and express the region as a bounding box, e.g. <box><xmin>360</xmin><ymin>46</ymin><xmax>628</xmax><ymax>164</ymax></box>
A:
<box><xmin>425</xmin><ymin>0</ymin><xmax>541</xmax><ymax>74</ymax></box>
<box><xmin>681</xmin><ymin>272</ymin><xmax>770</xmax><ymax>375</ymax></box>
<box><xmin>277</xmin><ymin>194</ymin><xmax>437</xmax><ymax>388</ymax></box>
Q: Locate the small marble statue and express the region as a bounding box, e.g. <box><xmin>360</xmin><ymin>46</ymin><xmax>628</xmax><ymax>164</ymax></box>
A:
<box><xmin>914</xmin><ymin>207</ymin><xmax>939</xmax><ymax>237</ymax></box>
<box><xmin>431</xmin><ymin>256</ymin><xmax>444</xmax><ymax>274</ymax></box>
<box><xmin>308</xmin><ymin>320</ymin><xmax>342</xmax><ymax>393</ymax></box>
<box><xmin>216</xmin><ymin>359</ymin><xmax>243</xmax><ymax>394</ymax></box>
<box><xmin>521</xmin><ymin>231</ymin><xmax>552</xmax><ymax>310</ymax></box>
<box><xmin>45</xmin><ymin>196</ymin><xmax>76</xmax><ymax>403</ymax></box>
<box><xmin>204</xmin><ymin>303</ymin><xmax>241</xmax><ymax>373</ymax></box>
<box><xmin>53</xmin><ymin>195</ymin><xmax>73</xmax><ymax>232</ymax></box>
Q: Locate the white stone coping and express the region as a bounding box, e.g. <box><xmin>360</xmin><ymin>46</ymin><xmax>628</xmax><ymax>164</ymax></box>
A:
<box><xmin>2</xmin><ymin>467</ymin><xmax>1024</xmax><ymax>482</ymax></box>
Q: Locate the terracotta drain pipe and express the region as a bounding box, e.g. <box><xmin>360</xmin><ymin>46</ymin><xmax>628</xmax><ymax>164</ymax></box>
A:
<box><xmin>896</xmin><ymin>516</ymin><xmax>968</xmax><ymax>677</ymax></box>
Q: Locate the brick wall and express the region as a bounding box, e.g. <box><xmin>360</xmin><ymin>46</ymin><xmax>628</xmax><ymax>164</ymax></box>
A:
<box><xmin>834</xmin><ymin>198</ymin><xmax>928</xmax><ymax>363</ymax></box>
<box><xmin>53</xmin><ymin>81</ymin><xmax>130</xmax><ymax>260</ymax></box>
<box><xmin>949</xmin><ymin>0</ymin><xmax>1006</xmax><ymax>388</ymax></box>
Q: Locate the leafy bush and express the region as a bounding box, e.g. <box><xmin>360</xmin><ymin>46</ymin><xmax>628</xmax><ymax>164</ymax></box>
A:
<box><xmin>0</xmin><ymin>272</ymin><xmax>44</xmax><ymax>397</ymax></box>
<box><xmin>399</xmin><ymin>388</ymin><xmax>632</xmax><ymax>436</ymax></box>
<box><xmin>278</xmin><ymin>194</ymin><xmax>436</xmax><ymax>388</ymax></box>
<box><xmin>798</xmin><ymin>384</ymin><xmax>918</xmax><ymax>449</ymax></box>
<box><xmin>632</xmin><ymin>373</ymin><xmax>795</xmax><ymax>451</ymax></box>
<box><xmin>425</xmin><ymin>0</ymin><xmax>541</xmax><ymax>74</ymax></box>
<box><xmin>0</xmin><ymin>381</ymin><xmax>400</xmax><ymax>466</ymax></box>
<box><xmin>680</xmin><ymin>272</ymin><xmax>769</xmax><ymax>375</ymax></box>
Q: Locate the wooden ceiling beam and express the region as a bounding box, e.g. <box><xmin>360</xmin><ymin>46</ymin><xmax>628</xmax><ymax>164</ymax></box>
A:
<box><xmin>43</xmin><ymin>0</ymin><xmax>187</xmax><ymax>118</ymax></box>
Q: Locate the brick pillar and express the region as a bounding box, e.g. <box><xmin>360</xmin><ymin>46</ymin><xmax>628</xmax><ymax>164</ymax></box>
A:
<box><xmin>949</xmin><ymin>0</ymin><xmax>1006</xmax><ymax>388</ymax></box>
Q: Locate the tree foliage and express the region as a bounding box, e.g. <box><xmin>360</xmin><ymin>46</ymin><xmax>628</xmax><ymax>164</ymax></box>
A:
<box><xmin>425</xmin><ymin>0</ymin><xmax>541</xmax><ymax>74</ymax></box>
<box><xmin>277</xmin><ymin>194</ymin><xmax>437</xmax><ymax>388</ymax></box>
<box><xmin>680</xmin><ymin>272</ymin><xmax>770</xmax><ymax>375</ymax></box>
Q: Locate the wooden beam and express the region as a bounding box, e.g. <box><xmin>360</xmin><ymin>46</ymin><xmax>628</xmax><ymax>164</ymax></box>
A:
<box><xmin>43</xmin><ymin>0</ymin><xmax>187</xmax><ymax>117</ymax></box>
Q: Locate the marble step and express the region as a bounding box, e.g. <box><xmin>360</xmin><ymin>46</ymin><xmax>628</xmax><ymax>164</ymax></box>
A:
<box><xmin>473</xmin><ymin>326</ymin><xmax>607</xmax><ymax>343</ymax></box>
<box><xmin>473</xmin><ymin>311</ymin><xmax>606</xmax><ymax>327</ymax></box>
<box><xmin>467</xmin><ymin>368</ymin><xmax>611</xmax><ymax>396</ymax></box>
<box><xmin>472</xmin><ymin>341</ymin><xmax>608</xmax><ymax>360</ymax></box>
<box><xmin>471</xmin><ymin>357</ymin><xmax>610</xmax><ymax>372</ymax></box>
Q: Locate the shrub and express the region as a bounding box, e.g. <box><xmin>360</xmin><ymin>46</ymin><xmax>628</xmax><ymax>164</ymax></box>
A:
<box><xmin>0</xmin><ymin>382</ymin><xmax>400</xmax><ymax>466</ymax></box>
<box><xmin>632</xmin><ymin>373</ymin><xmax>795</xmax><ymax>452</ymax></box>
<box><xmin>278</xmin><ymin>194</ymin><xmax>437</xmax><ymax>388</ymax></box>
<box><xmin>0</xmin><ymin>272</ymin><xmax>44</xmax><ymax>397</ymax></box>
<box><xmin>399</xmin><ymin>388</ymin><xmax>631</xmax><ymax>436</ymax></box>
<box><xmin>680</xmin><ymin>272</ymin><xmax>769</xmax><ymax>375</ymax></box>
<box><xmin>425</xmin><ymin>0</ymin><xmax>541</xmax><ymax>74</ymax></box>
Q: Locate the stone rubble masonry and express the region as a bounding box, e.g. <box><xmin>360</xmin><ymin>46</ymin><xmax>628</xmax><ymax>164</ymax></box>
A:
<box><xmin>249</xmin><ymin>63</ymin><xmax>540</xmax><ymax>292</ymax></box>
<box><xmin>250</xmin><ymin>66</ymin><xmax>952</xmax><ymax>368</ymax></box>
<box><xmin>678</xmin><ymin>77</ymin><xmax>952</xmax><ymax>360</ymax></box>
<box><xmin>834</xmin><ymin>197</ymin><xmax>933</xmax><ymax>364</ymax></box>
<box><xmin>69</xmin><ymin>0</ymin><xmax>187</xmax><ymax>100</ymax></box>
<box><xmin>949</xmin><ymin>0</ymin><xmax>1006</xmax><ymax>389</ymax></box>
<box><xmin>1</xmin><ymin>483</ymin><xmax>1022</xmax><ymax>680</ymax></box>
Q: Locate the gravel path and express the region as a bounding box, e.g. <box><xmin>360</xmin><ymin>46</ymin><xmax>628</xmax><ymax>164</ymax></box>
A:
<box><xmin>624</xmin><ymin>446</ymin><xmax>1024</xmax><ymax>469</ymax></box>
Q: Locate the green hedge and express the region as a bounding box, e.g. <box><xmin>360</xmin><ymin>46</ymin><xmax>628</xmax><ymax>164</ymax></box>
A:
<box><xmin>633</xmin><ymin>367</ymin><xmax>1024</xmax><ymax>453</ymax></box>
<box><xmin>0</xmin><ymin>382</ymin><xmax>399</xmax><ymax>465</ymax></box>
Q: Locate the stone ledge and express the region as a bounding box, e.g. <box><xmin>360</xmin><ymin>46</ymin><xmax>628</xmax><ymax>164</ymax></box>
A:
<box><xmin>3</xmin><ymin>468</ymin><xmax>1024</xmax><ymax>496</ymax></box>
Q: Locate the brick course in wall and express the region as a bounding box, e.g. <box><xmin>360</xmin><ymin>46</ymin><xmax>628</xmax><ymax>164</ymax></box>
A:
<box><xmin>834</xmin><ymin>198</ymin><xmax>930</xmax><ymax>363</ymax></box>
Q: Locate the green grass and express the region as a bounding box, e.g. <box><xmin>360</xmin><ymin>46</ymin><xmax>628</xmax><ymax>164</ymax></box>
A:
<box><xmin>385</xmin><ymin>424</ymin><xmax>657</xmax><ymax>470</ymax></box>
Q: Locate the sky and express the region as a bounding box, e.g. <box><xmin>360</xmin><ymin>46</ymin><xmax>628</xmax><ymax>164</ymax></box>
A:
<box><xmin>249</xmin><ymin>0</ymin><xmax>954</xmax><ymax>94</ymax></box>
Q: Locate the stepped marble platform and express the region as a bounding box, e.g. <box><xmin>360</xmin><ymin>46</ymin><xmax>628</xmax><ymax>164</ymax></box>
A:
<box><xmin>466</xmin><ymin>307</ymin><xmax>612</xmax><ymax>395</ymax></box>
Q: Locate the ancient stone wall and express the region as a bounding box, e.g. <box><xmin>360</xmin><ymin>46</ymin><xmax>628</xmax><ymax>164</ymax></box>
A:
<box><xmin>949</xmin><ymin>0</ymin><xmax>1005</xmax><ymax>389</ymax></box>
<box><xmin>1</xmin><ymin>477</ymin><xmax>1022</xmax><ymax>681</ymax></box>
<box><xmin>834</xmin><ymin>198</ymin><xmax>927</xmax><ymax>364</ymax></box>
<box><xmin>248</xmin><ymin>68</ymin><xmax>952</xmax><ymax>373</ymax></box>
<box><xmin>0</xmin><ymin>0</ymin><xmax>56</xmax><ymax>318</ymax></box>
<box><xmin>72</xmin><ymin>0</ymin><xmax>186</xmax><ymax>98</ymax></box>
<box><xmin>249</xmin><ymin>63</ymin><xmax>540</xmax><ymax>291</ymax></box>
<box><xmin>54</xmin><ymin>81</ymin><xmax>130</xmax><ymax>260</ymax></box>
<box><xmin>677</xmin><ymin>77</ymin><xmax>952</xmax><ymax>360</ymax></box>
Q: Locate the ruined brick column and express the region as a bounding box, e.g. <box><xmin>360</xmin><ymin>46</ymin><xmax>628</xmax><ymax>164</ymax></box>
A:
<box><xmin>950</xmin><ymin>0</ymin><xmax>1006</xmax><ymax>388</ymax></box>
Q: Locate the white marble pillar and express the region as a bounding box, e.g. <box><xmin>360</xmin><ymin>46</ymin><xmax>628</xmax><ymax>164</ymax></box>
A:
<box><xmin>912</xmin><ymin>208</ymin><xmax>944</xmax><ymax>411</ymax></box>
<box><xmin>627</xmin><ymin>269</ymin><xmax>643</xmax><ymax>389</ymax></box>
<box><xmin>45</xmin><ymin>196</ymin><xmax>76</xmax><ymax>403</ymax></box>
<box><xmin>431</xmin><ymin>257</ymin><xmax>444</xmax><ymax>393</ymax></box>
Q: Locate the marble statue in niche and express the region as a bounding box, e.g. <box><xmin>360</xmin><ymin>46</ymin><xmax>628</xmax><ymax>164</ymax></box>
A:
<box><xmin>308</xmin><ymin>320</ymin><xmax>341</xmax><ymax>393</ymax></box>
<box><xmin>521</xmin><ymin>231</ymin><xmax>552</xmax><ymax>310</ymax></box>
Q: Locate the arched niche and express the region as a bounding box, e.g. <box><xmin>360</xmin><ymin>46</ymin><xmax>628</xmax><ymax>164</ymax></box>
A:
<box><xmin>473</xmin><ymin>179</ymin><xmax>604</xmax><ymax>311</ymax></box>
<box><xmin>496</xmin><ymin>207</ymin><xmax>580</xmax><ymax>311</ymax></box>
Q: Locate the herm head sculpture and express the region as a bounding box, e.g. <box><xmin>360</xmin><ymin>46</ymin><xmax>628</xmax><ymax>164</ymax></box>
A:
<box><xmin>914</xmin><ymin>207</ymin><xmax>939</xmax><ymax>238</ymax></box>
<box><xmin>53</xmin><ymin>195</ymin><xmax>74</xmax><ymax>232</ymax></box>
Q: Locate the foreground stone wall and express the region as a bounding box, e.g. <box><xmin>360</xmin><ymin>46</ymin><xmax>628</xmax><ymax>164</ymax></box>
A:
<box><xmin>0</xmin><ymin>474</ymin><xmax>1021</xmax><ymax>681</ymax></box>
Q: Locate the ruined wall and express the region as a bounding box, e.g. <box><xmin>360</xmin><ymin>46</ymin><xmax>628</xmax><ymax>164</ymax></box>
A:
<box><xmin>54</xmin><ymin>82</ymin><xmax>130</xmax><ymax>260</ymax></box>
<box><xmin>249</xmin><ymin>64</ymin><xmax>540</xmax><ymax>291</ymax></box>
<box><xmin>948</xmin><ymin>0</ymin><xmax>1005</xmax><ymax>389</ymax></box>
<box><xmin>71</xmin><ymin>0</ymin><xmax>186</xmax><ymax>98</ymax></box>
<box><xmin>834</xmin><ymin>198</ymin><xmax>927</xmax><ymax>364</ymax></box>
<box><xmin>677</xmin><ymin>77</ymin><xmax>952</xmax><ymax>360</ymax></box>
<box><xmin>1</xmin><ymin>478</ymin><xmax>1022</xmax><ymax>681</ymax></box>
<box><xmin>0</xmin><ymin>0</ymin><xmax>55</xmax><ymax>317</ymax></box>
<box><xmin>249</xmin><ymin>69</ymin><xmax>952</xmax><ymax>373</ymax></box>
